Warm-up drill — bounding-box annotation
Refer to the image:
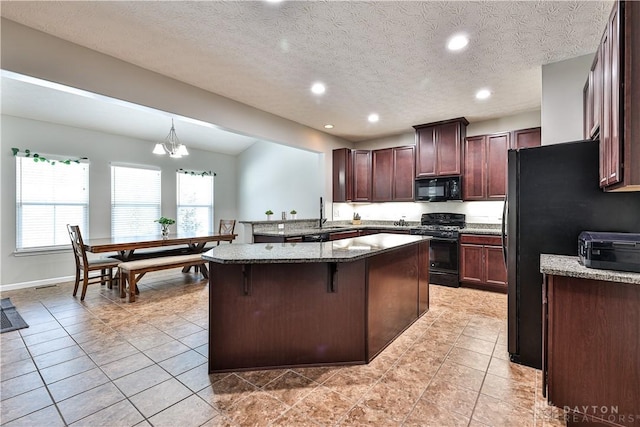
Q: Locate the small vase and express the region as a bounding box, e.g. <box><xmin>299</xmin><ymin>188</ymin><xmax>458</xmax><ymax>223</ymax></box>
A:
<box><xmin>266</xmin><ymin>215</ymin><xmax>272</xmax><ymax>221</ymax></box>
<box><xmin>161</xmin><ymin>225</ymin><xmax>170</xmax><ymax>238</ymax></box>
<box><xmin>291</xmin><ymin>214</ymin><xmax>297</xmax><ymax>220</ymax></box>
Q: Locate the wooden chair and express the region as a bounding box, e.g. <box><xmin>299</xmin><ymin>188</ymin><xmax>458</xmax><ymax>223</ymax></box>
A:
<box><xmin>217</xmin><ymin>219</ymin><xmax>236</xmax><ymax>245</ymax></box>
<box><xmin>67</xmin><ymin>225</ymin><xmax>120</xmax><ymax>301</ymax></box>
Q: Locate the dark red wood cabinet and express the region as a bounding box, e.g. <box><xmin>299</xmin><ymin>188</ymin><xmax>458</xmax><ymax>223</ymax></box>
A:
<box><xmin>544</xmin><ymin>274</ymin><xmax>640</xmax><ymax>426</ymax></box>
<box><xmin>352</xmin><ymin>150</ymin><xmax>372</xmax><ymax>202</ymax></box>
<box><xmin>459</xmin><ymin>234</ymin><xmax>507</xmax><ymax>293</ymax></box>
<box><xmin>414</xmin><ymin>117</ymin><xmax>468</xmax><ymax>178</ymax></box>
<box><xmin>585</xmin><ymin>1</ymin><xmax>640</xmax><ymax>191</ymax></box>
<box><xmin>372</xmin><ymin>148</ymin><xmax>393</xmax><ymax>201</ymax></box>
<box><xmin>392</xmin><ymin>146</ymin><xmax>416</xmax><ymax>201</ymax></box>
<box><xmin>335</xmin><ymin>146</ymin><xmax>415</xmax><ymax>203</ymax></box>
<box><xmin>463</xmin><ymin>132</ymin><xmax>510</xmax><ymax>201</ymax></box>
<box><xmin>511</xmin><ymin>127</ymin><xmax>541</xmax><ymax>150</ymax></box>
<box><xmin>332</xmin><ymin>148</ymin><xmax>352</xmax><ymax>202</ymax></box>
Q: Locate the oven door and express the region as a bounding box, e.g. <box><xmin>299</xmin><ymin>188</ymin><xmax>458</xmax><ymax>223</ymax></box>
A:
<box><xmin>429</xmin><ymin>238</ymin><xmax>460</xmax><ymax>287</ymax></box>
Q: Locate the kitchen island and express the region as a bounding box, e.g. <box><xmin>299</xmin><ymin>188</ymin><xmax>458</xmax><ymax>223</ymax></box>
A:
<box><xmin>202</xmin><ymin>234</ymin><xmax>430</xmax><ymax>373</ymax></box>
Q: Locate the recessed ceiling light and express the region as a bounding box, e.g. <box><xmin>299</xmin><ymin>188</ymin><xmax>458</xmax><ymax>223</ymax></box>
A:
<box><xmin>311</xmin><ymin>82</ymin><xmax>326</xmax><ymax>95</ymax></box>
<box><xmin>447</xmin><ymin>34</ymin><xmax>469</xmax><ymax>51</ymax></box>
<box><xmin>368</xmin><ymin>113</ymin><xmax>379</xmax><ymax>123</ymax></box>
<box><xmin>324</xmin><ymin>124</ymin><xmax>334</xmax><ymax>129</ymax></box>
<box><xmin>475</xmin><ymin>89</ymin><xmax>491</xmax><ymax>100</ymax></box>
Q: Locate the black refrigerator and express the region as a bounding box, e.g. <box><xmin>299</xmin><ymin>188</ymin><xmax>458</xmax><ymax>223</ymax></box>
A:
<box><xmin>505</xmin><ymin>139</ymin><xmax>640</xmax><ymax>369</ymax></box>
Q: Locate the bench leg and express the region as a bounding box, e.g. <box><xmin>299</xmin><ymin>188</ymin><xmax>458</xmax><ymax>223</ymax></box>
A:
<box><xmin>119</xmin><ymin>268</ymin><xmax>127</xmax><ymax>299</ymax></box>
<box><xmin>128</xmin><ymin>270</ymin><xmax>136</xmax><ymax>303</ymax></box>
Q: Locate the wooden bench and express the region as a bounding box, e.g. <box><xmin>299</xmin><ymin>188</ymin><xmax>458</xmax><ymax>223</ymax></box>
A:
<box><xmin>118</xmin><ymin>254</ymin><xmax>208</xmax><ymax>302</ymax></box>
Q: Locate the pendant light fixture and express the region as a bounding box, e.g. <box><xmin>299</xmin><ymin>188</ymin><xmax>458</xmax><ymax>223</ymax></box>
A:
<box><xmin>153</xmin><ymin>119</ymin><xmax>189</xmax><ymax>158</ymax></box>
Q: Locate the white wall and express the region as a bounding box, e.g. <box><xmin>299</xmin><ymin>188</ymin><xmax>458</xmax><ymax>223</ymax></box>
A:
<box><xmin>0</xmin><ymin>115</ymin><xmax>239</xmax><ymax>289</ymax></box>
<box><xmin>238</xmin><ymin>141</ymin><xmax>323</xmax><ymax>226</ymax></box>
<box><xmin>541</xmin><ymin>53</ymin><xmax>594</xmax><ymax>145</ymax></box>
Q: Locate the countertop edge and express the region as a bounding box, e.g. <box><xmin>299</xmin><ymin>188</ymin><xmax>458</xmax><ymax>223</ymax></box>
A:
<box><xmin>540</xmin><ymin>254</ymin><xmax>640</xmax><ymax>285</ymax></box>
<box><xmin>203</xmin><ymin>234</ymin><xmax>431</xmax><ymax>264</ymax></box>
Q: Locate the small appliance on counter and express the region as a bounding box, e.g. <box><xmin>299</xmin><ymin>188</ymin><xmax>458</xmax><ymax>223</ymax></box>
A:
<box><xmin>578</xmin><ymin>231</ymin><xmax>640</xmax><ymax>273</ymax></box>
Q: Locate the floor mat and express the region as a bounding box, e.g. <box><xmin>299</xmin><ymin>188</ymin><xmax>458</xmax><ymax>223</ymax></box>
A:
<box><xmin>0</xmin><ymin>298</ymin><xmax>29</xmax><ymax>333</ymax></box>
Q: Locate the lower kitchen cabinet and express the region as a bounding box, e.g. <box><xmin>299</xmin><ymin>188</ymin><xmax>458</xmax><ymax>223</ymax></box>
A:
<box><xmin>459</xmin><ymin>234</ymin><xmax>507</xmax><ymax>292</ymax></box>
<box><xmin>544</xmin><ymin>274</ymin><xmax>640</xmax><ymax>426</ymax></box>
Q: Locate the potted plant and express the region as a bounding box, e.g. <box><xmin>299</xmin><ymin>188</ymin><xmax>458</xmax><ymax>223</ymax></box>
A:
<box><xmin>290</xmin><ymin>209</ymin><xmax>297</xmax><ymax>220</ymax></box>
<box><xmin>155</xmin><ymin>216</ymin><xmax>176</xmax><ymax>237</ymax></box>
<box><xmin>265</xmin><ymin>210</ymin><xmax>274</xmax><ymax>221</ymax></box>
<box><xmin>352</xmin><ymin>212</ymin><xmax>361</xmax><ymax>225</ymax></box>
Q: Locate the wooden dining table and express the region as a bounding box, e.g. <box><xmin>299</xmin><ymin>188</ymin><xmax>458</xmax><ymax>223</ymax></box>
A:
<box><xmin>83</xmin><ymin>231</ymin><xmax>237</xmax><ymax>261</ymax></box>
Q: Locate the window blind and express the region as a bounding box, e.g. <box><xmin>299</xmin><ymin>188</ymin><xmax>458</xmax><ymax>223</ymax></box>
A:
<box><xmin>177</xmin><ymin>172</ymin><xmax>214</xmax><ymax>234</ymax></box>
<box><xmin>16</xmin><ymin>156</ymin><xmax>89</xmax><ymax>250</ymax></box>
<box><xmin>111</xmin><ymin>165</ymin><xmax>161</xmax><ymax>237</ymax></box>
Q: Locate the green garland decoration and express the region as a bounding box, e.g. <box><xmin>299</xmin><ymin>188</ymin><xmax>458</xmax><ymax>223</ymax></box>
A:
<box><xmin>177</xmin><ymin>168</ymin><xmax>216</xmax><ymax>177</ymax></box>
<box><xmin>12</xmin><ymin>148</ymin><xmax>87</xmax><ymax>165</ymax></box>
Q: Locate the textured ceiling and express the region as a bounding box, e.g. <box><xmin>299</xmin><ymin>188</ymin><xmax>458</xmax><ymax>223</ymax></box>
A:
<box><xmin>1</xmin><ymin>1</ymin><xmax>613</xmax><ymax>142</ymax></box>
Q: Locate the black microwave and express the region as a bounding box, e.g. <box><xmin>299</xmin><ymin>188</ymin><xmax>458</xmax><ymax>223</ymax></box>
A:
<box><xmin>415</xmin><ymin>177</ymin><xmax>462</xmax><ymax>202</ymax></box>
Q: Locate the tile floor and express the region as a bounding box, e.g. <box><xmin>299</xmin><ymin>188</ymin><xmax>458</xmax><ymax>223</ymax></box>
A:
<box><xmin>0</xmin><ymin>271</ymin><xmax>567</xmax><ymax>426</ymax></box>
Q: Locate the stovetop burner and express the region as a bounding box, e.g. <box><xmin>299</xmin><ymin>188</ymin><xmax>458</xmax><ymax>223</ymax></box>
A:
<box><xmin>410</xmin><ymin>213</ymin><xmax>466</xmax><ymax>239</ymax></box>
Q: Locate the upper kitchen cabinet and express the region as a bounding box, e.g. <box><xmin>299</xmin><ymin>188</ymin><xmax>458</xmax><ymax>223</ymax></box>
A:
<box><xmin>511</xmin><ymin>127</ymin><xmax>541</xmax><ymax>149</ymax></box>
<box><xmin>414</xmin><ymin>117</ymin><xmax>468</xmax><ymax>178</ymax></box>
<box><xmin>464</xmin><ymin>132</ymin><xmax>510</xmax><ymax>200</ymax></box>
<box><xmin>333</xmin><ymin>148</ymin><xmax>353</xmax><ymax>202</ymax></box>
<box><xmin>371</xmin><ymin>146</ymin><xmax>416</xmax><ymax>202</ymax></box>
<box><xmin>587</xmin><ymin>1</ymin><xmax>640</xmax><ymax>191</ymax></box>
<box><xmin>392</xmin><ymin>146</ymin><xmax>415</xmax><ymax>201</ymax></box>
<box><xmin>583</xmin><ymin>51</ymin><xmax>602</xmax><ymax>140</ymax></box>
<box><xmin>352</xmin><ymin>150</ymin><xmax>372</xmax><ymax>202</ymax></box>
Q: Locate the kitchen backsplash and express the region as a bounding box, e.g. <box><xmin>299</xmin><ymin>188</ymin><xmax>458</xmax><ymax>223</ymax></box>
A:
<box><xmin>332</xmin><ymin>201</ymin><xmax>505</xmax><ymax>224</ymax></box>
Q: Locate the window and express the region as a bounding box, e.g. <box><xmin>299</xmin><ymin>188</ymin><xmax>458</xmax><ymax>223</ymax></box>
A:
<box><xmin>16</xmin><ymin>155</ymin><xmax>89</xmax><ymax>250</ymax></box>
<box><xmin>111</xmin><ymin>164</ymin><xmax>161</xmax><ymax>237</ymax></box>
<box><xmin>177</xmin><ymin>172</ymin><xmax>214</xmax><ymax>234</ymax></box>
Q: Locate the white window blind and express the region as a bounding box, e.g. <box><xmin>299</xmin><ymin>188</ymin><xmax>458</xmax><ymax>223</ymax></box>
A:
<box><xmin>177</xmin><ymin>172</ymin><xmax>214</xmax><ymax>234</ymax></box>
<box><xmin>16</xmin><ymin>155</ymin><xmax>89</xmax><ymax>250</ymax></box>
<box><xmin>111</xmin><ymin>165</ymin><xmax>161</xmax><ymax>237</ymax></box>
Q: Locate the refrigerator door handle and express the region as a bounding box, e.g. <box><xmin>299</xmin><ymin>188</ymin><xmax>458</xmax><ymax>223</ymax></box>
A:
<box><xmin>501</xmin><ymin>196</ymin><xmax>508</xmax><ymax>267</ymax></box>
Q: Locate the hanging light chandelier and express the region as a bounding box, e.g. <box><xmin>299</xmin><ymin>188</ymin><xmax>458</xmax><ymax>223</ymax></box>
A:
<box><xmin>153</xmin><ymin>119</ymin><xmax>189</xmax><ymax>158</ymax></box>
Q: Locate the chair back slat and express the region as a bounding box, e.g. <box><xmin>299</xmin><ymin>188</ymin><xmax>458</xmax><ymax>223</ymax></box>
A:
<box><xmin>218</xmin><ymin>219</ymin><xmax>236</xmax><ymax>235</ymax></box>
<box><xmin>67</xmin><ymin>225</ymin><xmax>89</xmax><ymax>268</ymax></box>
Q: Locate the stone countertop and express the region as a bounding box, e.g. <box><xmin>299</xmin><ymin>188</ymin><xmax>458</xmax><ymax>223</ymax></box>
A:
<box><xmin>460</xmin><ymin>223</ymin><xmax>502</xmax><ymax>235</ymax></box>
<box><xmin>252</xmin><ymin>223</ymin><xmax>417</xmax><ymax>237</ymax></box>
<box><xmin>203</xmin><ymin>234</ymin><xmax>430</xmax><ymax>264</ymax></box>
<box><xmin>540</xmin><ymin>254</ymin><xmax>640</xmax><ymax>285</ymax></box>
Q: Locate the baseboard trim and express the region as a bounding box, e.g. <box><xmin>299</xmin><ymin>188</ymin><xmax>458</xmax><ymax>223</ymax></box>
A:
<box><xmin>1</xmin><ymin>276</ymin><xmax>74</xmax><ymax>292</ymax></box>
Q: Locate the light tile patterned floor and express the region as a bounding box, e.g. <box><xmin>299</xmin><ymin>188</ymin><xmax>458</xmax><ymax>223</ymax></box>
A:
<box><xmin>0</xmin><ymin>271</ymin><xmax>567</xmax><ymax>426</ymax></box>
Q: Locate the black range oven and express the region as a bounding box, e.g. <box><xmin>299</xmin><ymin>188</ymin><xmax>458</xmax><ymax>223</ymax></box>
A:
<box><xmin>410</xmin><ymin>213</ymin><xmax>465</xmax><ymax>287</ymax></box>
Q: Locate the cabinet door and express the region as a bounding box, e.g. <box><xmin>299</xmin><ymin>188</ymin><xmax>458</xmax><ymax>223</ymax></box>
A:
<box><xmin>415</xmin><ymin>126</ymin><xmax>436</xmax><ymax>177</ymax></box>
<box><xmin>392</xmin><ymin>146</ymin><xmax>415</xmax><ymax>201</ymax></box>
<box><xmin>332</xmin><ymin>148</ymin><xmax>352</xmax><ymax>202</ymax></box>
<box><xmin>607</xmin><ymin>4</ymin><xmax>621</xmax><ymax>186</ymax></box>
<box><xmin>601</xmin><ymin>22</ymin><xmax>612</xmax><ymax>187</ymax></box>
<box><xmin>486</xmin><ymin>133</ymin><xmax>509</xmax><ymax>200</ymax></box>
<box><xmin>485</xmin><ymin>246</ymin><xmax>507</xmax><ymax>288</ymax></box>
<box><xmin>460</xmin><ymin>244</ymin><xmax>483</xmax><ymax>284</ymax></box>
<box><xmin>436</xmin><ymin>122</ymin><xmax>462</xmax><ymax>176</ymax></box>
<box><xmin>463</xmin><ymin>136</ymin><xmax>486</xmax><ymax>200</ymax></box>
<box><xmin>511</xmin><ymin>127</ymin><xmax>541</xmax><ymax>149</ymax></box>
<box><xmin>592</xmin><ymin>49</ymin><xmax>603</xmax><ymax>138</ymax></box>
<box><xmin>352</xmin><ymin>150</ymin><xmax>372</xmax><ymax>201</ymax></box>
<box><xmin>372</xmin><ymin>148</ymin><xmax>393</xmax><ymax>201</ymax></box>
